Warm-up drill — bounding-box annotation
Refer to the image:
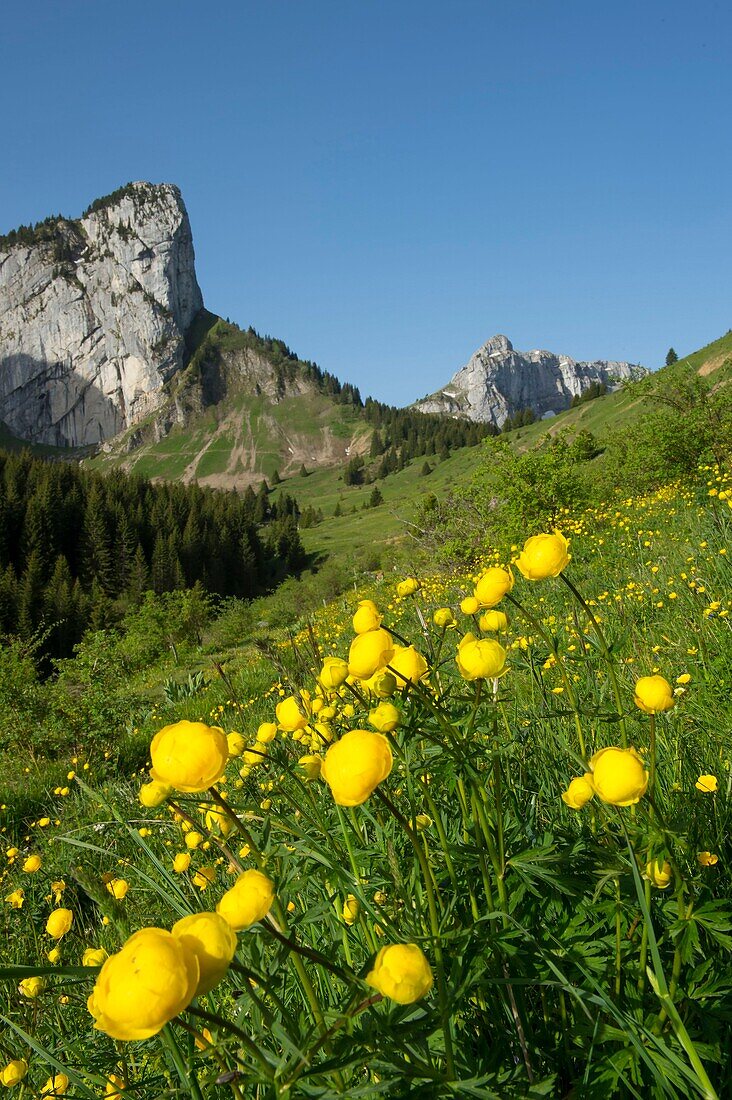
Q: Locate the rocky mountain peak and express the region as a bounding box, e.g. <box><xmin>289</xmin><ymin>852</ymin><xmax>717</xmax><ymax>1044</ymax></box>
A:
<box><xmin>413</xmin><ymin>335</ymin><xmax>645</xmax><ymax>426</ymax></box>
<box><xmin>0</xmin><ymin>181</ymin><xmax>203</xmax><ymax>446</ymax></box>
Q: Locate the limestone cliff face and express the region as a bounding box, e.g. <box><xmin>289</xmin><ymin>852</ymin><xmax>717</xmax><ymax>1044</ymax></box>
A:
<box><xmin>413</xmin><ymin>335</ymin><xmax>646</xmax><ymax>426</ymax></box>
<box><xmin>0</xmin><ymin>182</ymin><xmax>203</xmax><ymax>446</ymax></box>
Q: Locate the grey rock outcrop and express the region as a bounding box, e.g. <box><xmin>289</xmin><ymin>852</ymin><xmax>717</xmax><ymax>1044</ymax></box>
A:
<box><xmin>0</xmin><ymin>182</ymin><xmax>203</xmax><ymax>446</ymax></box>
<box><xmin>413</xmin><ymin>335</ymin><xmax>645</xmax><ymax>426</ymax></box>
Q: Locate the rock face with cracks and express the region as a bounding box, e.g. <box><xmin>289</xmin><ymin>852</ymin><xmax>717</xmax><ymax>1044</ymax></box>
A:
<box><xmin>412</xmin><ymin>334</ymin><xmax>645</xmax><ymax>426</ymax></box>
<box><xmin>0</xmin><ymin>182</ymin><xmax>203</xmax><ymax>447</ymax></box>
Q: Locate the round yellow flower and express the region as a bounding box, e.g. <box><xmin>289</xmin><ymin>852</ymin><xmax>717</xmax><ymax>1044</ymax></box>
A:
<box><xmin>479</xmin><ymin>609</ymin><xmax>509</xmax><ymax>633</ymax></box>
<box><xmin>19</xmin><ymin>976</ymin><xmax>45</xmax><ymax>998</ymax></box>
<box><xmin>40</xmin><ymin>1072</ymin><xmax>70</xmax><ymax>1096</ymax></box>
<box><xmin>173</xmin><ymin>852</ymin><xmax>191</xmax><ymax>874</ymax></box>
<box><xmin>47</xmin><ymin>947</ymin><xmax>61</xmax><ymax>964</ymax></box>
<box><xmin>216</xmin><ymin>869</ymin><xmax>275</xmax><ymax>931</ymax></box>
<box><xmin>297</xmin><ymin>754</ymin><xmax>322</xmax><ymax>780</ymax></box>
<box><xmin>0</xmin><ymin>1060</ymin><xmax>27</xmax><ymax>1087</ymax></box>
<box><xmin>256</xmin><ymin>722</ymin><xmax>278</xmax><ymax>743</ymax></box>
<box><xmin>193</xmin><ymin>866</ymin><xmax>217</xmax><ymax>891</ymax></box>
<box><xmin>22</xmin><ymin>853</ymin><xmax>42</xmax><ymax>873</ymax></box>
<box><xmin>185</xmin><ymin>831</ymin><xmax>204</xmax><ymax>850</ymax></box>
<box><xmin>275</xmin><ymin>697</ymin><xmax>308</xmax><ymax>733</ymax></box>
<box><xmin>172</xmin><ymin>911</ymin><xmax>237</xmax><ymax>995</ymax></box>
<box><xmin>319</xmin><ymin>657</ymin><xmax>350</xmax><ymax>690</ymax></box>
<box><xmin>342</xmin><ymin>894</ymin><xmax>360</xmax><ymax>925</ymax></box>
<box><xmin>363</xmin><ymin>668</ymin><xmax>397</xmax><ymax>698</ymax></box>
<box><xmin>460</xmin><ymin>595</ymin><xmax>480</xmax><ymax>616</ymax></box>
<box><xmin>561</xmin><ymin>774</ymin><xmax>595</xmax><ymax>809</ymax></box>
<box><xmin>515</xmin><ymin>531</ymin><xmax>571</xmax><ymax>580</ymax></box>
<box><xmin>348</xmin><ymin>628</ymin><xmax>395</xmax><ymax>680</ymax></box>
<box><xmin>433</xmin><ymin>607</ymin><xmax>455</xmax><ymax>628</ymax></box>
<box><xmin>106</xmin><ymin>879</ymin><xmax>129</xmax><ymax>901</ymax></box>
<box><xmin>589</xmin><ymin>747</ymin><xmax>648</xmax><ymax>806</ymax></box>
<box><xmin>204</xmin><ymin>806</ymin><xmax>233</xmax><ymax>837</ymax></box>
<box><xmin>46</xmin><ymin>908</ymin><xmax>73</xmax><ymax>940</ymax></box>
<box><xmin>150</xmin><ymin>721</ymin><xmax>228</xmax><ymax>793</ymax></box>
<box><xmin>352</xmin><ymin>599</ymin><xmax>382</xmax><ymax>634</ymax></box>
<box><xmin>88</xmin><ymin>927</ymin><xmax>199</xmax><ymax>1041</ymax></box>
<box><xmin>474</xmin><ymin>567</ymin><xmax>514</xmax><ymax>607</ymax></box>
<box><xmin>368</xmin><ymin>701</ymin><xmax>401</xmax><ymax>733</ymax></box>
<box><xmin>396</xmin><ymin>577</ymin><xmax>420</xmax><ymax>597</ymax></box>
<box><xmin>696</xmin><ymin>774</ymin><xmax>718</xmax><ymax>793</ymax></box>
<box><xmin>83</xmin><ymin>948</ymin><xmax>108</xmax><ymax>967</ymax></box>
<box><xmin>388</xmin><ymin>645</ymin><xmax>429</xmax><ymax>686</ymax></box>
<box><xmin>366</xmin><ymin>944</ymin><xmax>433</xmax><ymax>1004</ymax></box>
<box><xmin>644</xmin><ymin>859</ymin><xmax>672</xmax><ymax>889</ymax></box>
<box><xmin>697</xmin><ymin>851</ymin><xmax>719</xmax><ymax>867</ymax></box>
<box><xmin>139</xmin><ymin>779</ymin><xmax>172</xmax><ymax>808</ymax></box>
<box><xmin>321</xmin><ymin>729</ymin><xmax>393</xmax><ymax>806</ymax></box>
<box><xmin>105</xmin><ymin>1076</ymin><xmax>126</xmax><ymax>1099</ymax></box>
<box><xmin>455</xmin><ymin>633</ymin><xmax>507</xmax><ymax>680</ymax></box>
<box><xmin>633</xmin><ymin>675</ymin><xmax>675</xmax><ymax>714</ymax></box>
<box><xmin>226</xmin><ymin>731</ymin><xmax>246</xmax><ymax>757</ymax></box>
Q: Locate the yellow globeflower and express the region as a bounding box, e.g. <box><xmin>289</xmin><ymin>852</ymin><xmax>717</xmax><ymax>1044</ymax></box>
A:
<box><xmin>46</xmin><ymin>908</ymin><xmax>73</xmax><ymax>939</ymax></box>
<box><xmin>256</xmin><ymin>722</ymin><xmax>278</xmax><ymax>743</ymax></box>
<box><xmin>0</xmin><ymin>1060</ymin><xmax>28</xmax><ymax>1087</ymax></box>
<box><xmin>22</xmin><ymin>853</ymin><xmax>42</xmax><ymax>873</ymax></box>
<box><xmin>150</xmin><ymin>721</ymin><xmax>228</xmax><ymax>793</ymax></box>
<box><xmin>363</xmin><ymin>668</ymin><xmax>397</xmax><ymax>698</ymax></box>
<box><xmin>105</xmin><ymin>1076</ymin><xmax>126</xmax><ymax>1098</ymax></box>
<box><xmin>396</xmin><ymin>577</ymin><xmax>420</xmax><ymax>597</ymax></box>
<box><xmin>275</xmin><ymin>697</ymin><xmax>308</xmax><ymax>733</ymax></box>
<box><xmin>433</xmin><ymin>607</ymin><xmax>456</xmax><ymax>628</ymax></box>
<box><xmin>88</xmin><ymin>928</ymin><xmax>199</xmax><ymax>1041</ymax></box>
<box><xmin>205</xmin><ymin>806</ymin><xmax>233</xmax><ymax>837</ymax></box>
<box><xmin>352</xmin><ymin>599</ymin><xmax>382</xmax><ymax>634</ymax></box>
<box><xmin>319</xmin><ymin>657</ymin><xmax>350</xmax><ymax>690</ymax></box>
<box><xmin>106</xmin><ymin>879</ymin><xmax>129</xmax><ymax>901</ymax></box>
<box><xmin>185</xmin><ymin>831</ymin><xmax>204</xmax><ymax>850</ymax></box>
<box><xmin>139</xmin><ymin>779</ymin><xmax>172</xmax><ymax>808</ymax></box>
<box><xmin>474</xmin><ymin>567</ymin><xmax>514</xmax><ymax>607</ymax></box>
<box><xmin>40</xmin><ymin>1072</ymin><xmax>70</xmax><ymax>1095</ymax></box>
<box><xmin>697</xmin><ymin>851</ymin><xmax>719</xmax><ymax>867</ymax></box>
<box><xmin>644</xmin><ymin>859</ymin><xmax>672</xmax><ymax>889</ymax></box>
<box><xmin>297</xmin><ymin>754</ymin><xmax>322</xmax><ymax>780</ymax></box>
<box><xmin>193</xmin><ymin>866</ymin><xmax>217</xmax><ymax>891</ymax></box>
<box><xmin>633</xmin><ymin>675</ymin><xmax>675</xmax><ymax>714</ymax></box>
<box><xmin>366</xmin><ymin>944</ymin><xmax>433</xmax><ymax>1004</ymax></box>
<box><xmin>19</xmin><ymin>976</ymin><xmax>45</xmax><ymax>998</ymax></box>
<box><xmin>226</xmin><ymin>731</ymin><xmax>246</xmax><ymax>757</ymax></box>
<box><xmin>348</xmin><ymin>629</ymin><xmax>395</xmax><ymax>680</ymax></box>
<box><xmin>460</xmin><ymin>596</ymin><xmax>480</xmax><ymax>616</ymax></box>
<box><xmin>695</xmin><ymin>774</ymin><xmax>718</xmax><ymax>793</ymax></box>
<box><xmin>342</xmin><ymin>894</ymin><xmax>360</xmax><ymax>925</ymax></box>
<box><xmin>479</xmin><ymin>610</ymin><xmax>509</xmax><ymax>633</ymax></box>
<box><xmin>368</xmin><ymin>701</ymin><xmax>401</xmax><ymax>733</ymax></box>
<box><xmin>515</xmin><ymin>531</ymin><xmax>571</xmax><ymax>580</ymax></box>
<box><xmin>388</xmin><ymin>645</ymin><xmax>429</xmax><ymax>686</ymax></box>
<box><xmin>321</xmin><ymin>729</ymin><xmax>393</xmax><ymax>807</ymax></box>
<box><xmin>589</xmin><ymin>747</ymin><xmax>648</xmax><ymax>806</ymax></box>
<box><xmin>47</xmin><ymin>948</ymin><xmax>61</xmax><ymax>965</ymax></box>
<box><xmin>217</xmin><ymin>869</ymin><xmax>275</xmax><ymax>931</ymax></box>
<box><xmin>455</xmin><ymin>633</ymin><xmax>507</xmax><ymax>680</ymax></box>
<box><xmin>173</xmin><ymin>852</ymin><xmax>191</xmax><ymax>874</ymax></box>
<box><xmin>172</xmin><ymin>911</ymin><xmax>237</xmax><ymax>995</ymax></box>
<box><xmin>83</xmin><ymin>947</ymin><xmax>108</xmax><ymax>967</ymax></box>
<box><xmin>561</xmin><ymin>774</ymin><xmax>595</xmax><ymax>809</ymax></box>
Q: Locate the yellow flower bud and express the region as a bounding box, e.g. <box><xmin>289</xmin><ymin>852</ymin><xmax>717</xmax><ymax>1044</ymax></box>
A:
<box><xmin>342</xmin><ymin>894</ymin><xmax>360</xmax><ymax>925</ymax></box>
<box><xmin>474</xmin><ymin>566</ymin><xmax>514</xmax><ymax>607</ymax></box>
<box><xmin>589</xmin><ymin>747</ymin><xmax>648</xmax><ymax>806</ymax></box>
<box><xmin>46</xmin><ymin>908</ymin><xmax>74</xmax><ymax>939</ymax></box>
<box><xmin>319</xmin><ymin>657</ymin><xmax>350</xmax><ymax>690</ymax></box>
<box><xmin>460</xmin><ymin>596</ymin><xmax>480</xmax><ymax>616</ymax></box>
<box><xmin>185</xmin><ymin>831</ymin><xmax>204</xmax><ymax>850</ymax></box>
<box><xmin>173</xmin><ymin>852</ymin><xmax>191</xmax><ymax>873</ymax></box>
<box><xmin>150</xmin><ymin>721</ymin><xmax>228</xmax><ymax>793</ymax></box>
<box><xmin>348</xmin><ymin>629</ymin><xmax>395</xmax><ymax>680</ymax></box>
<box><xmin>83</xmin><ymin>947</ymin><xmax>109</xmax><ymax>967</ymax></box>
<box><xmin>297</xmin><ymin>754</ymin><xmax>322</xmax><ymax>780</ymax></box>
<box><xmin>633</xmin><ymin>675</ymin><xmax>675</xmax><ymax>714</ymax></box>
<box><xmin>22</xmin><ymin>853</ymin><xmax>42</xmax><ymax>873</ymax></box>
<box><xmin>226</xmin><ymin>731</ymin><xmax>246</xmax><ymax>757</ymax></box>
<box><xmin>0</xmin><ymin>1060</ymin><xmax>28</xmax><ymax>1087</ymax></box>
<box><xmin>275</xmin><ymin>698</ymin><xmax>308</xmax><ymax>733</ymax></box>
<box><xmin>139</xmin><ymin>780</ymin><xmax>172</xmax><ymax>808</ymax></box>
<box><xmin>256</xmin><ymin>722</ymin><xmax>278</xmax><ymax>743</ymax></box>
<box><xmin>697</xmin><ymin>851</ymin><xmax>719</xmax><ymax>867</ymax></box>
<box><xmin>352</xmin><ymin>599</ymin><xmax>382</xmax><ymax>634</ymax></box>
<box><xmin>479</xmin><ymin>609</ymin><xmax>509</xmax><ymax>633</ymax></box>
<box><xmin>561</xmin><ymin>774</ymin><xmax>595</xmax><ymax>809</ymax></box>
<box><xmin>455</xmin><ymin>633</ymin><xmax>507</xmax><ymax>680</ymax></box>
<box><xmin>40</xmin><ymin>1072</ymin><xmax>69</xmax><ymax>1095</ymax></box>
<box><xmin>515</xmin><ymin>531</ymin><xmax>571</xmax><ymax>580</ymax></box>
<box><xmin>368</xmin><ymin>701</ymin><xmax>400</xmax><ymax>733</ymax></box>
<box><xmin>106</xmin><ymin>879</ymin><xmax>129</xmax><ymax>901</ymax></box>
<box><xmin>216</xmin><ymin>869</ymin><xmax>275</xmax><ymax>931</ymax></box>
<box><xmin>321</xmin><ymin>729</ymin><xmax>393</xmax><ymax>806</ymax></box>
<box><xmin>396</xmin><ymin>577</ymin><xmax>420</xmax><ymax>597</ymax></box>
<box><xmin>695</xmin><ymin>774</ymin><xmax>718</xmax><ymax>793</ymax></box>
<box><xmin>644</xmin><ymin>859</ymin><xmax>672</xmax><ymax>889</ymax></box>
<box><xmin>388</xmin><ymin>645</ymin><xmax>429</xmax><ymax>687</ymax></box>
<box><xmin>366</xmin><ymin>943</ymin><xmax>433</xmax><ymax>1004</ymax></box>
<box><xmin>19</xmin><ymin>976</ymin><xmax>46</xmax><ymax>998</ymax></box>
<box><xmin>172</xmin><ymin>911</ymin><xmax>237</xmax><ymax>995</ymax></box>
<box><xmin>433</xmin><ymin>607</ymin><xmax>456</xmax><ymax>628</ymax></box>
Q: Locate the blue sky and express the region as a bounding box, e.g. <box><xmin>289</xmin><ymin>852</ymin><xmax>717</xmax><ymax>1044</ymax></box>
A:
<box><xmin>2</xmin><ymin>1</ymin><xmax>730</xmax><ymax>404</ymax></box>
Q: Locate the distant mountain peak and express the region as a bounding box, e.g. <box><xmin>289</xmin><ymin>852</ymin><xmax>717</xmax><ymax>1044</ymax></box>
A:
<box><xmin>413</xmin><ymin>336</ymin><xmax>645</xmax><ymax>426</ymax></box>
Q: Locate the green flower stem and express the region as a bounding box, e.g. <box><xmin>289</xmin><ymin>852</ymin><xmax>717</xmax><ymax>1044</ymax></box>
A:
<box><xmin>174</xmin><ymin>1016</ymin><xmax>245</xmax><ymax>1099</ymax></box>
<box><xmin>375</xmin><ymin>788</ymin><xmax>455</xmax><ymax>1081</ymax></box>
<box><xmin>558</xmin><ymin>573</ymin><xmax>628</xmax><ymax>747</ymax></box>
<box><xmin>637</xmin><ymin>878</ymin><xmax>651</xmax><ymax>994</ymax></box>
<box><xmin>505</xmin><ymin>593</ymin><xmax>587</xmax><ymax>759</ymax></box>
<box><xmin>261</xmin><ymin>919</ymin><xmax>353</xmax><ymax>981</ymax></box>
<box><xmin>648</xmin><ymin>712</ymin><xmax>657</xmax><ymax>797</ymax></box>
<box><xmin>281</xmin><ymin>990</ymin><xmax>383</xmax><ymax>1092</ymax></box>
<box><xmin>420</xmin><ymin>782</ymin><xmax>459</xmax><ymax>891</ymax></box>
<box><xmin>185</xmin><ymin>1006</ymin><xmax>275</xmax><ymax>1080</ymax></box>
<box><xmin>335</xmin><ymin>803</ymin><xmax>378</xmax><ymax>954</ymax></box>
<box><xmin>472</xmin><ymin>791</ymin><xmax>508</xmax><ymax>917</ymax></box>
<box><xmin>614</xmin><ymin>877</ymin><xmax>622</xmax><ymax>998</ymax></box>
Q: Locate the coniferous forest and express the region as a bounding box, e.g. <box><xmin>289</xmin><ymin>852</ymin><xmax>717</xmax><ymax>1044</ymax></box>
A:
<box><xmin>0</xmin><ymin>450</ymin><xmax>305</xmax><ymax>661</ymax></box>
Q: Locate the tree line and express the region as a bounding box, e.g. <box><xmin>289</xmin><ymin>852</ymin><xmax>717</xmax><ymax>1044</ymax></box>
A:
<box><xmin>0</xmin><ymin>452</ymin><xmax>306</xmax><ymax>662</ymax></box>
